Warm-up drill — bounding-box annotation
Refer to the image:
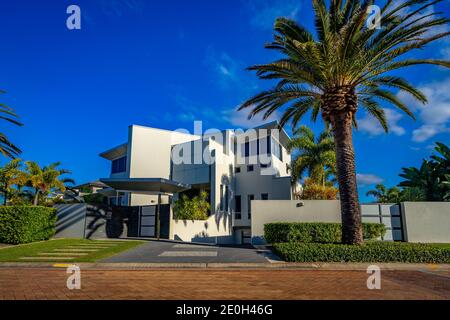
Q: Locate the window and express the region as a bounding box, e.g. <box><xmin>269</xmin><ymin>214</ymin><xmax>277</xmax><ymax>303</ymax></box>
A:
<box><xmin>225</xmin><ymin>186</ymin><xmax>229</xmax><ymax>212</ymax></box>
<box><xmin>220</xmin><ymin>184</ymin><xmax>224</xmax><ymax>211</ymax></box>
<box><xmin>261</xmin><ymin>193</ymin><xmax>269</xmax><ymax>200</ymax></box>
<box><xmin>235</xmin><ymin>167</ymin><xmax>241</xmax><ymax>174</ymax></box>
<box><xmin>247</xmin><ymin>165</ymin><xmax>254</xmax><ymax>172</ymax></box>
<box><xmin>261</xmin><ymin>163</ymin><xmax>268</xmax><ymax>168</ymax></box>
<box><xmin>247</xmin><ymin>194</ymin><xmax>254</xmax><ymax>219</ymax></box>
<box><xmin>235</xmin><ymin>195</ymin><xmax>241</xmax><ymax>220</ymax></box>
<box><xmin>111</xmin><ymin>156</ymin><xmax>127</xmax><ymax>174</ymax></box>
<box><xmin>244</xmin><ymin>141</ymin><xmax>250</xmax><ymax>157</ymax></box>
<box><xmin>271</xmin><ymin>137</ymin><xmax>282</xmax><ymax>161</ymax></box>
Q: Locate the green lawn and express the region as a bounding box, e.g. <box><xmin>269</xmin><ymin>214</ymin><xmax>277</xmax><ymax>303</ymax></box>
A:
<box><xmin>0</xmin><ymin>239</ymin><xmax>144</xmax><ymax>263</ymax></box>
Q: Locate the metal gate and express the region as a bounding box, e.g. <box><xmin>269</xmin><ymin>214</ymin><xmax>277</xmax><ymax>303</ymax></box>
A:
<box><xmin>361</xmin><ymin>203</ymin><xmax>404</xmax><ymax>241</ymax></box>
<box><xmin>139</xmin><ymin>205</ymin><xmax>156</xmax><ymax>237</ymax></box>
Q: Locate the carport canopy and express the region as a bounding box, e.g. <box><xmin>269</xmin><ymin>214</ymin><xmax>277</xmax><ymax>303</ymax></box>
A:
<box><xmin>99</xmin><ymin>178</ymin><xmax>191</xmax><ymax>194</ymax></box>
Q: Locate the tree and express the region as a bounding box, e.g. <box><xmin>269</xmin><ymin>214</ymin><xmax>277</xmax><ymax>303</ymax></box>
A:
<box><xmin>399</xmin><ymin>142</ymin><xmax>450</xmax><ymax>201</ymax></box>
<box><xmin>25</xmin><ymin>161</ymin><xmax>75</xmax><ymax>205</ymax></box>
<box><xmin>366</xmin><ymin>184</ymin><xmax>403</xmax><ymax>203</ymax></box>
<box><xmin>287</xmin><ymin>125</ymin><xmax>335</xmax><ymax>186</ymax></box>
<box><xmin>0</xmin><ymin>90</ymin><xmax>22</xmax><ymax>158</ymax></box>
<box><xmin>238</xmin><ymin>1</ymin><xmax>449</xmax><ymax>244</ymax></box>
<box><xmin>300</xmin><ymin>178</ymin><xmax>338</xmax><ymax>200</ymax></box>
<box><xmin>0</xmin><ymin>158</ymin><xmax>26</xmax><ymax>204</ymax></box>
<box><xmin>174</xmin><ymin>191</ymin><xmax>210</xmax><ymax>220</ymax></box>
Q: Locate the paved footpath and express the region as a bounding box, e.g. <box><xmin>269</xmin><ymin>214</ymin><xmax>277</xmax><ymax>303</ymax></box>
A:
<box><xmin>0</xmin><ymin>267</ymin><xmax>448</xmax><ymax>300</ymax></box>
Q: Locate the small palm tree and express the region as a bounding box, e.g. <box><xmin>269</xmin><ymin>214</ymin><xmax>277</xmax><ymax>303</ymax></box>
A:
<box><xmin>287</xmin><ymin>125</ymin><xmax>335</xmax><ymax>186</ymax></box>
<box><xmin>25</xmin><ymin>161</ymin><xmax>75</xmax><ymax>205</ymax></box>
<box><xmin>239</xmin><ymin>1</ymin><xmax>449</xmax><ymax>244</ymax></box>
<box><xmin>0</xmin><ymin>158</ymin><xmax>27</xmax><ymax>204</ymax></box>
<box><xmin>366</xmin><ymin>184</ymin><xmax>402</xmax><ymax>203</ymax></box>
<box><xmin>0</xmin><ymin>90</ymin><xmax>23</xmax><ymax>158</ymax></box>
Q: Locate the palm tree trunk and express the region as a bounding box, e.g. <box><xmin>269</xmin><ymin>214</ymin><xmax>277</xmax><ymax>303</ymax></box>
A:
<box><xmin>33</xmin><ymin>191</ymin><xmax>39</xmax><ymax>206</ymax></box>
<box><xmin>331</xmin><ymin>111</ymin><xmax>363</xmax><ymax>244</ymax></box>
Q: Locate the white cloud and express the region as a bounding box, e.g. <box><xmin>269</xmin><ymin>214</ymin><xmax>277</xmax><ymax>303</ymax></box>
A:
<box><xmin>356</xmin><ymin>173</ymin><xmax>383</xmax><ymax>186</ymax></box>
<box><xmin>397</xmin><ymin>77</ymin><xmax>450</xmax><ymax>142</ymax></box>
<box><xmin>357</xmin><ymin>108</ymin><xmax>405</xmax><ymax>136</ymax></box>
<box><xmin>245</xmin><ymin>0</ymin><xmax>301</xmax><ymax>30</ymax></box>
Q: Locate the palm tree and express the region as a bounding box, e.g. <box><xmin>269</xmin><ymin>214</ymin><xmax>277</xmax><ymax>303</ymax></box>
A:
<box><xmin>287</xmin><ymin>125</ymin><xmax>335</xmax><ymax>186</ymax></box>
<box><xmin>366</xmin><ymin>184</ymin><xmax>403</xmax><ymax>203</ymax></box>
<box><xmin>399</xmin><ymin>142</ymin><xmax>450</xmax><ymax>201</ymax></box>
<box><xmin>0</xmin><ymin>90</ymin><xmax>23</xmax><ymax>158</ymax></box>
<box><xmin>0</xmin><ymin>158</ymin><xmax>26</xmax><ymax>204</ymax></box>
<box><xmin>238</xmin><ymin>1</ymin><xmax>450</xmax><ymax>244</ymax></box>
<box><xmin>25</xmin><ymin>161</ymin><xmax>75</xmax><ymax>205</ymax></box>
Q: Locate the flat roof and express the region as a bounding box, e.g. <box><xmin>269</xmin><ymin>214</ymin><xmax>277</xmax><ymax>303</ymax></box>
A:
<box><xmin>99</xmin><ymin>178</ymin><xmax>191</xmax><ymax>194</ymax></box>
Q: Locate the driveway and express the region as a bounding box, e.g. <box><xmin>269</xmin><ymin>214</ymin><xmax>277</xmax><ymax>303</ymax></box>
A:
<box><xmin>101</xmin><ymin>240</ymin><xmax>273</xmax><ymax>263</ymax></box>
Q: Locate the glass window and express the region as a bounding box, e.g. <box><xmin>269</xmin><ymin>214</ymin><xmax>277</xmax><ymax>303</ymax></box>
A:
<box><xmin>111</xmin><ymin>156</ymin><xmax>127</xmax><ymax>174</ymax></box>
<box><xmin>247</xmin><ymin>165</ymin><xmax>254</xmax><ymax>172</ymax></box>
<box><xmin>225</xmin><ymin>186</ymin><xmax>229</xmax><ymax>212</ymax></box>
<box><xmin>220</xmin><ymin>184</ymin><xmax>224</xmax><ymax>211</ymax></box>
<box><xmin>235</xmin><ymin>167</ymin><xmax>241</xmax><ymax>173</ymax></box>
<box><xmin>247</xmin><ymin>194</ymin><xmax>254</xmax><ymax>219</ymax></box>
<box><xmin>235</xmin><ymin>195</ymin><xmax>241</xmax><ymax>220</ymax></box>
<box><xmin>261</xmin><ymin>193</ymin><xmax>269</xmax><ymax>200</ymax></box>
<box><xmin>271</xmin><ymin>137</ymin><xmax>283</xmax><ymax>161</ymax></box>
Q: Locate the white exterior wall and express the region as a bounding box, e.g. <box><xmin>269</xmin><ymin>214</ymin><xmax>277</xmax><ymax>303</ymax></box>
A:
<box><xmin>251</xmin><ymin>200</ymin><xmax>342</xmax><ymax>244</ymax></box>
<box><xmin>127</xmin><ymin>125</ymin><xmax>197</xmax><ymax>179</ymax></box>
<box><xmin>401</xmin><ymin>202</ymin><xmax>450</xmax><ymax>243</ymax></box>
<box><xmin>171</xmin><ymin>215</ymin><xmax>233</xmax><ymax>244</ymax></box>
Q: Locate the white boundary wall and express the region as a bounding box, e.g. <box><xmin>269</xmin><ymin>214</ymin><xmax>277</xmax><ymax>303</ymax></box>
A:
<box><xmin>171</xmin><ymin>213</ymin><xmax>233</xmax><ymax>244</ymax></box>
<box><xmin>401</xmin><ymin>202</ymin><xmax>450</xmax><ymax>243</ymax></box>
<box><xmin>251</xmin><ymin>200</ymin><xmax>341</xmax><ymax>244</ymax></box>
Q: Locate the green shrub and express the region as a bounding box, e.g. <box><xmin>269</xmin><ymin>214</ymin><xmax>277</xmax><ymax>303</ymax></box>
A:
<box><xmin>82</xmin><ymin>193</ymin><xmax>107</xmax><ymax>204</ymax></box>
<box><xmin>264</xmin><ymin>222</ymin><xmax>386</xmax><ymax>244</ymax></box>
<box><xmin>272</xmin><ymin>242</ymin><xmax>450</xmax><ymax>263</ymax></box>
<box><xmin>0</xmin><ymin>206</ymin><xmax>57</xmax><ymax>244</ymax></box>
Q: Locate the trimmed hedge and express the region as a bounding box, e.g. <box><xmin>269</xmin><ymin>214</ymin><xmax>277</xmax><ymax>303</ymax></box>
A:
<box><xmin>264</xmin><ymin>222</ymin><xmax>386</xmax><ymax>244</ymax></box>
<box><xmin>0</xmin><ymin>206</ymin><xmax>57</xmax><ymax>244</ymax></box>
<box><xmin>273</xmin><ymin>242</ymin><xmax>450</xmax><ymax>263</ymax></box>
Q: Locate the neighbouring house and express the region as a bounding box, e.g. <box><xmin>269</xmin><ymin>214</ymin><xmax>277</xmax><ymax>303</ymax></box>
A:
<box><xmin>97</xmin><ymin>121</ymin><xmax>296</xmax><ymax>244</ymax></box>
<box><xmin>73</xmin><ymin>181</ymin><xmax>108</xmax><ymax>196</ymax></box>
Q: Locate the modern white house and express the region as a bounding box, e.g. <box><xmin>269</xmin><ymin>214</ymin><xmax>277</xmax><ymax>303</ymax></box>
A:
<box><xmin>98</xmin><ymin>121</ymin><xmax>296</xmax><ymax>244</ymax></box>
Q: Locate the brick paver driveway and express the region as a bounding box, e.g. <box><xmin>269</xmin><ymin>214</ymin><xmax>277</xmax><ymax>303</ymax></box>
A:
<box><xmin>0</xmin><ymin>267</ymin><xmax>448</xmax><ymax>300</ymax></box>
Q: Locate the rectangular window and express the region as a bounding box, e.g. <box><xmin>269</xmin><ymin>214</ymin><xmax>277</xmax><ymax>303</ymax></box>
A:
<box><xmin>220</xmin><ymin>184</ymin><xmax>224</xmax><ymax>211</ymax></box>
<box><xmin>271</xmin><ymin>137</ymin><xmax>283</xmax><ymax>161</ymax></box>
<box><xmin>235</xmin><ymin>167</ymin><xmax>241</xmax><ymax>174</ymax></box>
<box><xmin>247</xmin><ymin>165</ymin><xmax>254</xmax><ymax>172</ymax></box>
<box><xmin>244</xmin><ymin>141</ymin><xmax>250</xmax><ymax>157</ymax></box>
<box><xmin>261</xmin><ymin>163</ymin><xmax>268</xmax><ymax>168</ymax></box>
<box><xmin>235</xmin><ymin>195</ymin><xmax>241</xmax><ymax>220</ymax></box>
<box><xmin>111</xmin><ymin>156</ymin><xmax>127</xmax><ymax>174</ymax></box>
<box><xmin>261</xmin><ymin>193</ymin><xmax>269</xmax><ymax>200</ymax></box>
<box><xmin>225</xmin><ymin>186</ymin><xmax>229</xmax><ymax>212</ymax></box>
<box><xmin>247</xmin><ymin>194</ymin><xmax>254</xmax><ymax>219</ymax></box>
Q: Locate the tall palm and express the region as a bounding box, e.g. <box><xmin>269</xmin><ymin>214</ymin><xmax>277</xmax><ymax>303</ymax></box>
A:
<box><xmin>287</xmin><ymin>125</ymin><xmax>335</xmax><ymax>186</ymax></box>
<box><xmin>0</xmin><ymin>90</ymin><xmax>22</xmax><ymax>158</ymax></box>
<box><xmin>0</xmin><ymin>158</ymin><xmax>26</xmax><ymax>204</ymax></box>
<box><xmin>25</xmin><ymin>161</ymin><xmax>75</xmax><ymax>205</ymax></box>
<box><xmin>239</xmin><ymin>1</ymin><xmax>449</xmax><ymax>244</ymax></box>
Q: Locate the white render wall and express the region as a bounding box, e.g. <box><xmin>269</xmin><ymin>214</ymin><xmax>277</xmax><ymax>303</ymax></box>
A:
<box><xmin>251</xmin><ymin>200</ymin><xmax>342</xmax><ymax>244</ymax></box>
<box><xmin>127</xmin><ymin>125</ymin><xmax>198</xmax><ymax>179</ymax></box>
<box><xmin>171</xmin><ymin>214</ymin><xmax>233</xmax><ymax>244</ymax></box>
<box><xmin>401</xmin><ymin>202</ymin><xmax>450</xmax><ymax>243</ymax></box>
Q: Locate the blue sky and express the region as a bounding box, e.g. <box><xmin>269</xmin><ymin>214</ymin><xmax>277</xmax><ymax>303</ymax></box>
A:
<box><xmin>0</xmin><ymin>0</ymin><xmax>449</xmax><ymax>202</ymax></box>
